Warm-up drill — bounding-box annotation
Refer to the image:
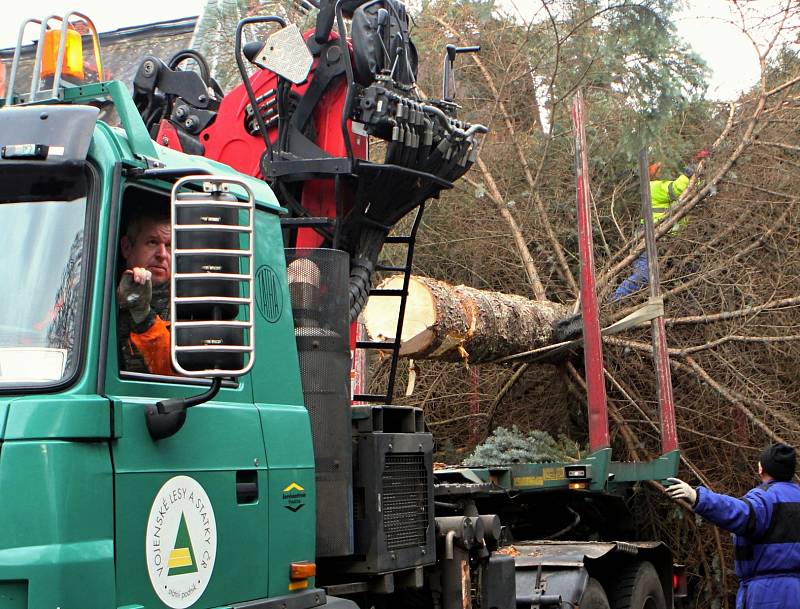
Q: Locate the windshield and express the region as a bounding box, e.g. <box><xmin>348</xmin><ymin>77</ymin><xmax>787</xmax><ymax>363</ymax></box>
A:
<box><xmin>0</xmin><ymin>195</ymin><xmax>88</xmax><ymax>386</ymax></box>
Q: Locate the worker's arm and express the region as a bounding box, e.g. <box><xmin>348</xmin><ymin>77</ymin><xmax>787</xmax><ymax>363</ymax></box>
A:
<box><xmin>651</xmin><ymin>173</ymin><xmax>690</xmax><ymax>206</ymax></box>
<box><xmin>129</xmin><ymin>315</ymin><xmax>172</xmax><ymax>376</ymax></box>
<box><xmin>671</xmin><ymin>173</ymin><xmax>690</xmax><ymax>198</ymax></box>
<box><xmin>693</xmin><ymin>486</ymin><xmax>773</xmax><ymax>537</ymax></box>
<box><xmin>118</xmin><ymin>268</ymin><xmax>173</xmax><ymax>376</ymax></box>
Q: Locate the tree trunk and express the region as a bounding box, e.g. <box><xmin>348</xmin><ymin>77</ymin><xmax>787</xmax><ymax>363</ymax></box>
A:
<box><xmin>191</xmin><ymin>0</ymin><xmax>258</xmax><ymax>92</ymax></box>
<box><xmin>363</xmin><ymin>275</ymin><xmax>569</xmax><ymax>363</ymax></box>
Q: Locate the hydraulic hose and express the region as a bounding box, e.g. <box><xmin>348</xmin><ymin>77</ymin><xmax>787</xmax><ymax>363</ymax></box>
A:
<box><xmin>349</xmin><ymin>256</ymin><xmax>374</xmax><ymax>323</ymax></box>
<box><xmin>348</xmin><ymin>227</ymin><xmax>385</xmax><ymax>322</ymax></box>
<box><xmin>418</xmin><ymin>102</ymin><xmax>488</xmax><ymax>139</ymax></box>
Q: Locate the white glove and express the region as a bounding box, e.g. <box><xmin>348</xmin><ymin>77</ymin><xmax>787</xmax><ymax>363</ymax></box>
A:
<box><xmin>666</xmin><ymin>477</ymin><xmax>697</xmax><ymax>506</ymax></box>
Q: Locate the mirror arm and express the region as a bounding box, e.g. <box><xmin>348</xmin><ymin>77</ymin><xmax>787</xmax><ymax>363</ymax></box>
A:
<box><xmin>156</xmin><ymin>377</ymin><xmax>222</xmax><ymax>413</ymax></box>
<box><xmin>144</xmin><ymin>378</ymin><xmax>223</xmax><ymax>440</ymax></box>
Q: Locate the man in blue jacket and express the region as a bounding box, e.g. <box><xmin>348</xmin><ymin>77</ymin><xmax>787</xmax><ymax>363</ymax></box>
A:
<box><xmin>666</xmin><ymin>443</ymin><xmax>800</xmax><ymax>608</ymax></box>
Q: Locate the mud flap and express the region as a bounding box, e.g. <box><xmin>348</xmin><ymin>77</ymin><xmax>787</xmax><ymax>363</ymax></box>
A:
<box><xmin>480</xmin><ymin>554</ymin><xmax>515</xmax><ymax>609</ymax></box>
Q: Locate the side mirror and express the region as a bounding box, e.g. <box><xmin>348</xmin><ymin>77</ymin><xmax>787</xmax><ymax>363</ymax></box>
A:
<box><xmin>171</xmin><ymin>176</ymin><xmax>255</xmax><ymax>377</ymax></box>
<box><xmin>146</xmin><ymin>176</ymin><xmax>255</xmax><ymax>440</ymax></box>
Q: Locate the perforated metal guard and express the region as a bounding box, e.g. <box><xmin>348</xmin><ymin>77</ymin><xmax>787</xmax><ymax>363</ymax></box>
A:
<box><xmin>383</xmin><ymin>453</ymin><xmax>429</xmax><ymax>550</ymax></box>
<box><xmin>286</xmin><ymin>247</ymin><xmax>353</xmax><ymax>556</ymax></box>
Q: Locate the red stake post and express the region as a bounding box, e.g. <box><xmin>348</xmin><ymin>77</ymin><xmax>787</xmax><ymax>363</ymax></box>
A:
<box><xmin>572</xmin><ymin>91</ymin><xmax>610</xmax><ymax>452</ymax></box>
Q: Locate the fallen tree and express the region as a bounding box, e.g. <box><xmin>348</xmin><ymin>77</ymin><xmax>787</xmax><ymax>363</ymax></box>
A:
<box><xmin>363</xmin><ymin>275</ymin><xmax>569</xmax><ymax>363</ymax></box>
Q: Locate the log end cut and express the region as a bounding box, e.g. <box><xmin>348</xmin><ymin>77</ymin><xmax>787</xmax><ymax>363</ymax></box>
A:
<box><xmin>364</xmin><ymin>274</ymin><xmax>569</xmax><ymax>362</ymax></box>
<box><xmin>363</xmin><ymin>276</ymin><xmax>438</xmax><ymax>356</ymax></box>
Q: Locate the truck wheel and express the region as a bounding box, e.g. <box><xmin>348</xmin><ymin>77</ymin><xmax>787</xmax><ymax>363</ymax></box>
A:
<box><xmin>580</xmin><ymin>578</ymin><xmax>610</xmax><ymax>609</ymax></box>
<box><xmin>608</xmin><ymin>561</ymin><xmax>666</xmax><ymax>609</ymax></box>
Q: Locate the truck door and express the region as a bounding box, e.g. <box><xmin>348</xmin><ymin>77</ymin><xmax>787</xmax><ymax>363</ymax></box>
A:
<box><xmin>103</xmin><ymin>184</ymin><xmax>269</xmax><ymax>609</ymax></box>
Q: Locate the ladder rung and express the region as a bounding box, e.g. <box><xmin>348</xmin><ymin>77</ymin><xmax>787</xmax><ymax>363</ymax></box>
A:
<box><xmin>356</xmin><ymin>340</ymin><xmax>395</xmax><ymax>350</ymax></box>
<box><xmin>352</xmin><ymin>393</ymin><xmax>389</xmax><ymax>403</ymax></box>
<box><xmin>175</xmin><ymin>224</ymin><xmax>252</xmax><ymax>233</ymax></box>
<box><xmin>174</xmin><ymin>248</ymin><xmax>252</xmax><ymax>256</ymax></box>
<box><xmin>384</xmin><ymin>235</ymin><xmax>412</xmax><ymax>244</ymax></box>
<box><xmin>175</xmin><ymin>200</ymin><xmax>252</xmax><ymax>208</ymax></box>
<box><xmin>176</xmin><ymin>345</ymin><xmax>252</xmax><ymax>353</ymax></box>
<box><xmin>175</xmin><ymin>272</ymin><xmax>250</xmax><ymax>281</ymax></box>
<box><xmin>173</xmin><ymin>320</ymin><xmax>252</xmax><ymax>328</ymax></box>
<box><xmin>174</xmin><ymin>296</ymin><xmax>250</xmax><ymax>305</ymax></box>
<box><xmin>369</xmin><ymin>288</ymin><xmax>405</xmax><ymax>297</ymax></box>
<box><xmin>280</xmin><ymin>217</ymin><xmax>336</xmax><ymax>227</ymax></box>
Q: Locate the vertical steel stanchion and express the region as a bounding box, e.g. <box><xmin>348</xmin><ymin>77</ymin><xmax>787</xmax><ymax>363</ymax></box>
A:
<box><xmin>637</xmin><ymin>148</ymin><xmax>678</xmax><ymax>453</ymax></box>
<box><xmin>573</xmin><ymin>91</ymin><xmax>609</xmax><ymax>452</ymax></box>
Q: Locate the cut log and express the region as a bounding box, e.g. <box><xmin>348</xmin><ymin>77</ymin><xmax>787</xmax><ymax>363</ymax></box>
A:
<box><xmin>363</xmin><ymin>275</ymin><xmax>569</xmax><ymax>363</ymax></box>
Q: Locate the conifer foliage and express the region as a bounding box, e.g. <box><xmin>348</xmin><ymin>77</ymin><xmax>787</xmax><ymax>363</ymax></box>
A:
<box><xmin>463</xmin><ymin>426</ymin><xmax>582</xmax><ymax>466</ymax></box>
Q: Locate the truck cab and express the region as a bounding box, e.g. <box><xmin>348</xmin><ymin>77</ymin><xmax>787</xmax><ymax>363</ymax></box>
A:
<box><xmin>0</xmin><ymin>19</ymin><xmax>319</xmax><ymax>608</ymax></box>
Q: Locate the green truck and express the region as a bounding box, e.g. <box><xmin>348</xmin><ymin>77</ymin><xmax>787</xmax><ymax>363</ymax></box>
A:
<box><xmin>0</xmin><ymin>6</ymin><xmax>685</xmax><ymax>609</ymax></box>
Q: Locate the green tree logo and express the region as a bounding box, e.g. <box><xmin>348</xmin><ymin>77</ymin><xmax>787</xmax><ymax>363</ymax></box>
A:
<box><xmin>167</xmin><ymin>512</ymin><xmax>198</xmax><ymax>576</ymax></box>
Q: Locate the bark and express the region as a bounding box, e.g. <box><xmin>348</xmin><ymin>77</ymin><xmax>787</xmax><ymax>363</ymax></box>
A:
<box><xmin>363</xmin><ymin>275</ymin><xmax>569</xmax><ymax>363</ymax></box>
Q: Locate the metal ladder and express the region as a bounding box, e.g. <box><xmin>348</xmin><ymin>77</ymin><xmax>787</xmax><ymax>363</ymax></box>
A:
<box><xmin>352</xmin><ymin>204</ymin><xmax>425</xmax><ymax>404</ymax></box>
<box><xmin>169</xmin><ymin>177</ymin><xmax>256</xmax><ymax>378</ymax></box>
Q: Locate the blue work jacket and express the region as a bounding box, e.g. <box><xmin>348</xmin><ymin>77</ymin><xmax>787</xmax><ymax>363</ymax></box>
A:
<box><xmin>694</xmin><ymin>481</ymin><xmax>800</xmax><ymax>608</ymax></box>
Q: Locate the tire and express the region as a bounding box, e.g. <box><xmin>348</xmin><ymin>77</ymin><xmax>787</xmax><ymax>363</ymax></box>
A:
<box><xmin>580</xmin><ymin>578</ymin><xmax>611</xmax><ymax>609</ymax></box>
<box><xmin>608</xmin><ymin>561</ymin><xmax>667</xmax><ymax>609</ymax></box>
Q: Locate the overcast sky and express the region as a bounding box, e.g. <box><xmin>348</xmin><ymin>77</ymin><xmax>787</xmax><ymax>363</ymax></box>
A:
<box><xmin>0</xmin><ymin>1</ymin><xmax>202</xmax><ymax>45</ymax></box>
<box><xmin>0</xmin><ymin>0</ymin><xmax>781</xmax><ymax>101</ymax></box>
<box><xmin>674</xmin><ymin>0</ymin><xmax>786</xmax><ymax>100</ymax></box>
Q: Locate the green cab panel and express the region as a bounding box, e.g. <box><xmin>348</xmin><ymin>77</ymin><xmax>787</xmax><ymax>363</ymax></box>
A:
<box><xmin>106</xmin><ymin>378</ymin><xmax>271</xmax><ymax>609</ymax></box>
<box><xmin>249</xmin><ymin>208</ymin><xmax>305</xmax><ymax>409</ymax></box>
<box><xmin>257</xmin><ymin>404</ymin><xmax>316</xmax><ymax>597</ymax></box>
<box><xmin>0</xmin><ymin>402</ymin><xmax>8</xmax><ymax>439</ymax></box>
<box><xmin>103</xmin><ymin>198</ymin><xmax>315</xmax><ymax>607</ymax></box>
<box><xmin>0</xmin><ymin>580</ymin><xmax>27</xmax><ymax>609</ymax></box>
<box><xmin>4</xmin><ymin>395</ymin><xmax>111</xmax><ymax>440</ymax></box>
<box><xmin>0</xmin><ymin>440</ymin><xmax>114</xmax><ymax>609</ymax></box>
<box><xmin>109</xmin><ymin>385</ymin><xmax>265</xmax><ymax>472</ymax></box>
<box><xmin>113</xmin><ymin>469</ymin><xmax>270</xmax><ymax>609</ymax></box>
<box><xmin>248</xmin><ymin>207</ymin><xmax>317</xmax><ymax>596</ymax></box>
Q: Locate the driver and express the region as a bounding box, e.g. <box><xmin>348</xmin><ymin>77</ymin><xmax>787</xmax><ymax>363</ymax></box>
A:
<box><xmin>117</xmin><ymin>202</ymin><xmax>173</xmax><ymax>375</ymax></box>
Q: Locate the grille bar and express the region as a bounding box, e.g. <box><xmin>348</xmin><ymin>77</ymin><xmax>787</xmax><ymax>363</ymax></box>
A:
<box><xmin>383</xmin><ymin>453</ymin><xmax>428</xmax><ymax>550</ymax></box>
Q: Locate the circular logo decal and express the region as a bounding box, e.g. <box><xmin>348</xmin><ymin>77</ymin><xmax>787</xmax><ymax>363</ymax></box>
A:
<box><xmin>256</xmin><ymin>265</ymin><xmax>283</xmax><ymax>323</ymax></box>
<box><xmin>146</xmin><ymin>475</ymin><xmax>217</xmax><ymax>609</ymax></box>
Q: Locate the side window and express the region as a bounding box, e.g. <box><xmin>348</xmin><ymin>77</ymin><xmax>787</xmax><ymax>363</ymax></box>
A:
<box><xmin>0</xmin><ymin>167</ymin><xmax>91</xmax><ymax>388</ymax></box>
<box><xmin>117</xmin><ymin>186</ymin><xmax>176</xmax><ymax>379</ymax></box>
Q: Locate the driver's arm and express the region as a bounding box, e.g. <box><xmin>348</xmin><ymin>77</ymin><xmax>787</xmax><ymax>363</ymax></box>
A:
<box><xmin>118</xmin><ymin>267</ymin><xmax>173</xmax><ymax>375</ymax></box>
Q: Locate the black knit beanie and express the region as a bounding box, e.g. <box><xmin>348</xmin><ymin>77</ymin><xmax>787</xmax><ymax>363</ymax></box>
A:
<box><xmin>760</xmin><ymin>443</ymin><xmax>796</xmax><ymax>481</ymax></box>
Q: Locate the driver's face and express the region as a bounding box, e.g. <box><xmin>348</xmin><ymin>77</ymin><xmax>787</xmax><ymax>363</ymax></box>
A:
<box><xmin>121</xmin><ymin>219</ymin><xmax>171</xmax><ymax>284</ymax></box>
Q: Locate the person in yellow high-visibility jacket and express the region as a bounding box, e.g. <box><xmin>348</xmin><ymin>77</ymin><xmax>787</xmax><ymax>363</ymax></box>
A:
<box><xmin>649</xmin><ymin>171</ymin><xmax>691</xmax><ymax>231</ymax></box>
<box><xmin>612</xmin><ymin>155</ymin><xmax>703</xmax><ymax>300</ymax></box>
